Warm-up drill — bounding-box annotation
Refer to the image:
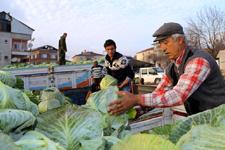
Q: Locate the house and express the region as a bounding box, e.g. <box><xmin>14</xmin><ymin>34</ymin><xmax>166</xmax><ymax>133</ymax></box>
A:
<box><xmin>30</xmin><ymin>45</ymin><xmax>57</xmax><ymax>64</ymax></box>
<box><xmin>72</xmin><ymin>50</ymin><xmax>104</xmax><ymax>63</ymax></box>
<box><xmin>0</xmin><ymin>11</ymin><xmax>34</xmax><ymax>67</ymax></box>
<box><xmin>135</xmin><ymin>47</ymin><xmax>169</xmax><ymax>69</ymax></box>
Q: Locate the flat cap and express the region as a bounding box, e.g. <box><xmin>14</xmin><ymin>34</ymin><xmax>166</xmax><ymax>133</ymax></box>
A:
<box><xmin>153</xmin><ymin>22</ymin><xmax>184</xmax><ymax>42</ymax></box>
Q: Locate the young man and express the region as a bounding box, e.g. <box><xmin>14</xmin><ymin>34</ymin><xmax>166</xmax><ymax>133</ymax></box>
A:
<box><xmin>108</xmin><ymin>22</ymin><xmax>225</xmax><ymax>116</ymax></box>
<box><xmin>104</xmin><ymin>39</ymin><xmax>134</xmax><ymax>92</ymax></box>
<box><xmin>58</xmin><ymin>33</ymin><xmax>67</xmax><ymax>65</ymax></box>
<box><xmin>90</xmin><ymin>61</ymin><xmax>105</xmax><ymax>92</ymax></box>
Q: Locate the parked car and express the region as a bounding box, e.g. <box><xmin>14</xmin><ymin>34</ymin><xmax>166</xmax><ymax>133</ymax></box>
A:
<box><xmin>135</xmin><ymin>67</ymin><xmax>164</xmax><ymax>84</ymax></box>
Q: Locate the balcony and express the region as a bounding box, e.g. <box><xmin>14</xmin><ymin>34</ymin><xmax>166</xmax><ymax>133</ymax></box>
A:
<box><xmin>11</xmin><ymin>49</ymin><xmax>31</xmax><ymax>56</ymax></box>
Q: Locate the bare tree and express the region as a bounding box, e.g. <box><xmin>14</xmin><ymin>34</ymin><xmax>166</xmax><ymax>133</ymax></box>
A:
<box><xmin>186</xmin><ymin>7</ymin><xmax>225</xmax><ymax>58</ymax></box>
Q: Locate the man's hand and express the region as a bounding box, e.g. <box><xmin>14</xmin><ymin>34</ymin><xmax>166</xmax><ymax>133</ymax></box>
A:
<box><xmin>108</xmin><ymin>91</ymin><xmax>138</xmax><ymax>115</ymax></box>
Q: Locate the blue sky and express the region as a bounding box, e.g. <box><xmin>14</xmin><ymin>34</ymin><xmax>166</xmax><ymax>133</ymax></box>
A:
<box><xmin>1</xmin><ymin>0</ymin><xmax>225</xmax><ymax>59</ymax></box>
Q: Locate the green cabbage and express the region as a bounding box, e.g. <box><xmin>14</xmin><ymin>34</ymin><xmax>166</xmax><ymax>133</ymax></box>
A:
<box><xmin>15</xmin><ymin>131</ymin><xmax>65</xmax><ymax>150</ymax></box>
<box><xmin>15</xmin><ymin>77</ymin><xmax>24</xmax><ymax>89</ymax></box>
<box><xmin>100</xmin><ymin>75</ymin><xmax>118</xmax><ymax>90</ymax></box>
<box><xmin>176</xmin><ymin>125</ymin><xmax>225</xmax><ymax>150</ymax></box>
<box><xmin>0</xmin><ymin>81</ymin><xmax>38</xmax><ymax>116</ymax></box>
<box><xmin>0</xmin><ymin>109</ymin><xmax>36</xmax><ymax>133</ymax></box>
<box><xmin>169</xmin><ymin>104</ymin><xmax>225</xmax><ymax>143</ymax></box>
<box><xmin>86</xmin><ymin>86</ymin><xmax>129</xmax><ymax>130</ymax></box>
<box><xmin>0</xmin><ymin>70</ymin><xmax>16</xmax><ymax>87</ymax></box>
<box><xmin>111</xmin><ymin>133</ymin><xmax>178</xmax><ymax>150</ymax></box>
<box><xmin>0</xmin><ymin>132</ymin><xmax>20</xmax><ymax>150</ymax></box>
<box><xmin>36</xmin><ymin>105</ymin><xmax>104</xmax><ymax>150</ymax></box>
<box><xmin>38</xmin><ymin>87</ymin><xmax>66</xmax><ymax>113</ymax></box>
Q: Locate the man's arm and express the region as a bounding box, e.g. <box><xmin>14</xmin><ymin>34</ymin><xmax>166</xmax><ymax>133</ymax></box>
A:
<box><xmin>108</xmin><ymin>58</ymin><xmax>210</xmax><ymax>115</ymax></box>
<box><xmin>140</xmin><ymin>58</ymin><xmax>210</xmax><ymax>107</ymax></box>
<box><xmin>118</xmin><ymin>66</ymin><xmax>134</xmax><ymax>88</ymax></box>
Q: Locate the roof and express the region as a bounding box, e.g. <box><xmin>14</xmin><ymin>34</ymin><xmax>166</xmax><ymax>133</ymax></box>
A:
<box><xmin>72</xmin><ymin>51</ymin><xmax>104</xmax><ymax>58</ymax></box>
<box><xmin>136</xmin><ymin>47</ymin><xmax>154</xmax><ymax>54</ymax></box>
<box><xmin>0</xmin><ymin>11</ymin><xmax>35</xmax><ymax>31</ymax></box>
<box><xmin>32</xmin><ymin>45</ymin><xmax>57</xmax><ymax>51</ymax></box>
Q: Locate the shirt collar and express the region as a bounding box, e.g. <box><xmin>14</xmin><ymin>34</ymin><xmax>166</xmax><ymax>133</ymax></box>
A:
<box><xmin>105</xmin><ymin>52</ymin><xmax>122</xmax><ymax>62</ymax></box>
<box><xmin>175</xmin><ymin>48</ymin><xmax>185</xmax><ymax>67</ymax></box>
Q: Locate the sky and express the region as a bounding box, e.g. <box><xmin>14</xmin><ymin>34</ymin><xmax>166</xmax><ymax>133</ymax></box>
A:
<box><xmin>1</xmin><ymin>0</ymin><xmax>225</xmax><ymax>59</ymax></box>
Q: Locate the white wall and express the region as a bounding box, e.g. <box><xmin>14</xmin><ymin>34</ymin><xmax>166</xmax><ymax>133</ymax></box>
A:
<box><xmin>11</xmin><ymin>17</ymin><xmax>34</xmax><ymax>35</ymax></box>
<box><xmin>218</xmin><ymin>50</ymin><xmax>225</xmax><ymax>70</ymax></box>
<box><xmin>0</xmin><ymin>32</ymin><xmax>11</xmax><ymax>67</ymax></box>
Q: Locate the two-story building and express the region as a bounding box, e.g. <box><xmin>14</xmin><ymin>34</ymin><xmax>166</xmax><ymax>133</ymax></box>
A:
<box><xmin>72</xmin><ymin>50</ymin><xmax>104</xmax><ymax>63</ymax></box>
<box><xmin>135</xmin><ymin>47</ymin><xmax>169</xmax><ymax>68</ymax></box>
<box><xmin>0</xmin><ymin>11</ymin><xmax>34</xmax><ymax>67</ymax></box>
<box><xmin>30</xmin><ymin>45</ymin><xmax>57</xmax><ymax>65</ymax></box>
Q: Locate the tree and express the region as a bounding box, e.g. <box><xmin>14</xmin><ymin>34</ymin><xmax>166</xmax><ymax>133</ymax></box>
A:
<box><xmin>186</xmin><ymin>7</ymin><xmax>225</xmax><ymax>58</ymax></box>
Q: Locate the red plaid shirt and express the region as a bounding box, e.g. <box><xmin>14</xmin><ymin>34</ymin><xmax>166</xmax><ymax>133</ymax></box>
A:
<box><xmin>140</xmin><ymin>49</ymin><xmax>211</xmax><ymax>107</ymax></box>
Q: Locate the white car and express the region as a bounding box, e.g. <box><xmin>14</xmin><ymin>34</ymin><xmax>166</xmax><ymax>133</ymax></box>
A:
<box><xmin>135</xmin><ymin>67</ymin><xmax>164</xmax><ymax>84</ymax></box>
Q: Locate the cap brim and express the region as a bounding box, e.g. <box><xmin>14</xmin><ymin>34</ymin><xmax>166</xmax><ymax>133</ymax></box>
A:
<box><xmin>153</xmin><ymin>35</ymin><xmax>169</xmax><ymax>42</ymax></box>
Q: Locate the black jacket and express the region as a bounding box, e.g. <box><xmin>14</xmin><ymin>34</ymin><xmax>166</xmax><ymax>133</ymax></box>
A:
<box><xmin>105</xmin><ymin>52</ymin><xmax>134</xmax><ymax>83</ymax></box>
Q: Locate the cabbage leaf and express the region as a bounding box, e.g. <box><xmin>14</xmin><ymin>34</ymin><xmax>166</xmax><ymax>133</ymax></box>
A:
<box><xmin>111</xmin><ymin>133</ymin><xmax>178</xmax><ymax>150</ymax></box>
<box><xmin>0</xmin><ymin>70</ymin><xmax>16</xmax><ymax>87</ymax></box>
<box><xmin>36</xmin><ymin>104</ymin><xmax>104</xmax><ymax>150</ymax></box>
<box><xmin>0</xmin><ymin>81</ymin><xmax>38</xmax><ymax>116</ymax></box>
<box><xmin>169</xmin><ymin>104</ymin><xmax>225</xmax><ymax>143</ymax></box>
<box><xmin>15</xmin><ymin>131</ymin><xmax>65</xmax><ymax>150</ymax></box>
<box><xmin>0</xmin><ymin>109</ymin><xmax>36</xmax><ymax>133</ymax></box>
<box><xmin>100</xmin><ymin>75</ymin><xmax>118</xmax><ymax>90</ymax></box>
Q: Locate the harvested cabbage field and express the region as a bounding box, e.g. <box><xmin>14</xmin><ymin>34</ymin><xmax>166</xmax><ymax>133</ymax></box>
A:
<box><xmin>1</xmin><ymin>70</ymin><xmax>225</xmax><ymax>150</ymax></box>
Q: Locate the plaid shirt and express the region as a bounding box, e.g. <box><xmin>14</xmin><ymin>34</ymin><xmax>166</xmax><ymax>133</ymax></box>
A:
<box><xmin>140</xmin><ymin>49</ymin><xmax>211</xmax><ymax>107</ymax></box>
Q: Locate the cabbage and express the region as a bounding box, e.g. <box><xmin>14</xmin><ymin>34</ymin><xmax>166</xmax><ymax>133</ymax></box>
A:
<box><xmin>86</xmin><ymin>86</ymin><xmax>129</xmax><ymax>130</ymax></box>
<box><xmin>176</xmin><ymin>125</ymin><xmax>225</xmax><ymax>150</ymax></box>
<box><xmin>0</xmin><ymin>132</ymin><xmax>20</xmax><ymax>150</ymax></box>
<box><xmin>24</xmin><ymin>90</ymin><xmax>40</xmax><ymax>105</ymax></box>
<box><xmin>100</xmin><ymin>75</ymin><xmax>118</xmax><ymax>90</ymax></box>
<box><xmin>0</xmin><ymin>81</ymin><xmax>38</xmax><ymax>116</ymax></box>
<box><xmin>111</xmin><ymin>133</ymin><xmax>178</xmax><ymax>150</ymax></box>
<box><xmin>15</xmin><ymin>77</ymin><xmax>24</xmax><ymax>89</ymax></box>
<box><xmin>0</xmin><ymin>109</ymin><xmax>36</xmax><ymax>133</ymax></box>
<box><xmin>15</xmin><ymin>131</ymin><xmax>65</xmax><ymax>150</ymax></box>
<box><xmin>38</xmin><ymin>87</ymin><xmax>66</xmax><ymax>113</ymax></box>
<box><xmin>36</xmin><ymin>104</ymin><xmax>104</xmax><ymax>150</ymax></box>
<box><xmin>169</xmin><ymin>104</ymin><xmax>225</xmax><ymax>143</ymax></box>
<box><xmin>0</xmin><ymin>70</ymin><xmax>16</xmax><ymax>87</ymax></box>
<box><xmin>80</xmin><ymin>136</ymin><xmax>121</xmax><ymax>150</ymax></box>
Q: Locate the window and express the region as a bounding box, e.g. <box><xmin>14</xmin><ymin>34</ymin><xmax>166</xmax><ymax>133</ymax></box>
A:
<box><xmin>142</xmin><ymin>69</ymin><xmax>147</xmax><ymax>75</ymax></box>
<box><xmin>50</xmin><ymin>54</ymin><xmax>56</xmax><ymax>59</ymax></box>
<box><xmin>0</xmin><ymin>20</ymin><xmax>11</xmax><ymax>32</ymax></box>
<box><xmin>4</xmin><ymin>39</ymin><xmax>8</xmax><ymax>44</ymax></box>
<box><xmin>149</xmin><ymin>68</ymin><xmax>156</xmax><ymax>74</ymax></box>
<box><xmin>4</xmin><ymin>56</ymin><xmax>8</xmax><ymax>59</ymax></box>
<box><xmin>13</xmin><ymin>43</ymin><xmax>20</xmax><ymax>50</ymax></box>
<box><xmin>41</xmin><ymin>54</ymin><xmax>48</xmax><ymax>59</ymax></box>
<box><xmin>21</xmin><ymin>43</ymin><xmax>27</xmax><ymax>50</ymax></box>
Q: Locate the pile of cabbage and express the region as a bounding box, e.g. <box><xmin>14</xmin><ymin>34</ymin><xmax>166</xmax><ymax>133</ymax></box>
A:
<box><xmin>1</xmin><ymin>70</ymin><xmax>225</xmax><ymax>150</ymax></box>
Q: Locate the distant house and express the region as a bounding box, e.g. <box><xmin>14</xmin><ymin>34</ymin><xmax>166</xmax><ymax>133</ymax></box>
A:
<box><xmin>72</xmin><ymin>50</ymin><xmax>104</xmax><ymax>63</ymax></box>
<box><xmin>30</xmin><ymin>45</ymin><xmax>57</xmax><ymax>64</ymax></box>
<box><xmin>0</xmin><ymin>11</ymin><xmax>34</xmax><ymax>67</ymax></box>
<box><xmin>135</xmin><ymin>47</ymin><xmax>169</xmax><ymax>68</ymax></box>
<box><xmin>217</xmin><ymin>49</ymin><xmax>225</xmax><ymax>71</ymax></box>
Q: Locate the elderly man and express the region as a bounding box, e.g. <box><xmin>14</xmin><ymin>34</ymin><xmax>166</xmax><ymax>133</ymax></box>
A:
<box><xmin>108</xmin><ymin>22</ymin><xmax>225</xmax><ymax>116</ymax></box>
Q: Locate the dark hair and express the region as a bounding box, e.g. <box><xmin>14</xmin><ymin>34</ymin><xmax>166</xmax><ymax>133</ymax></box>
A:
<box><xmin>104</xmin><ymin>39</ymin><xmax>116</xmax><ymax>48</ymax></box>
